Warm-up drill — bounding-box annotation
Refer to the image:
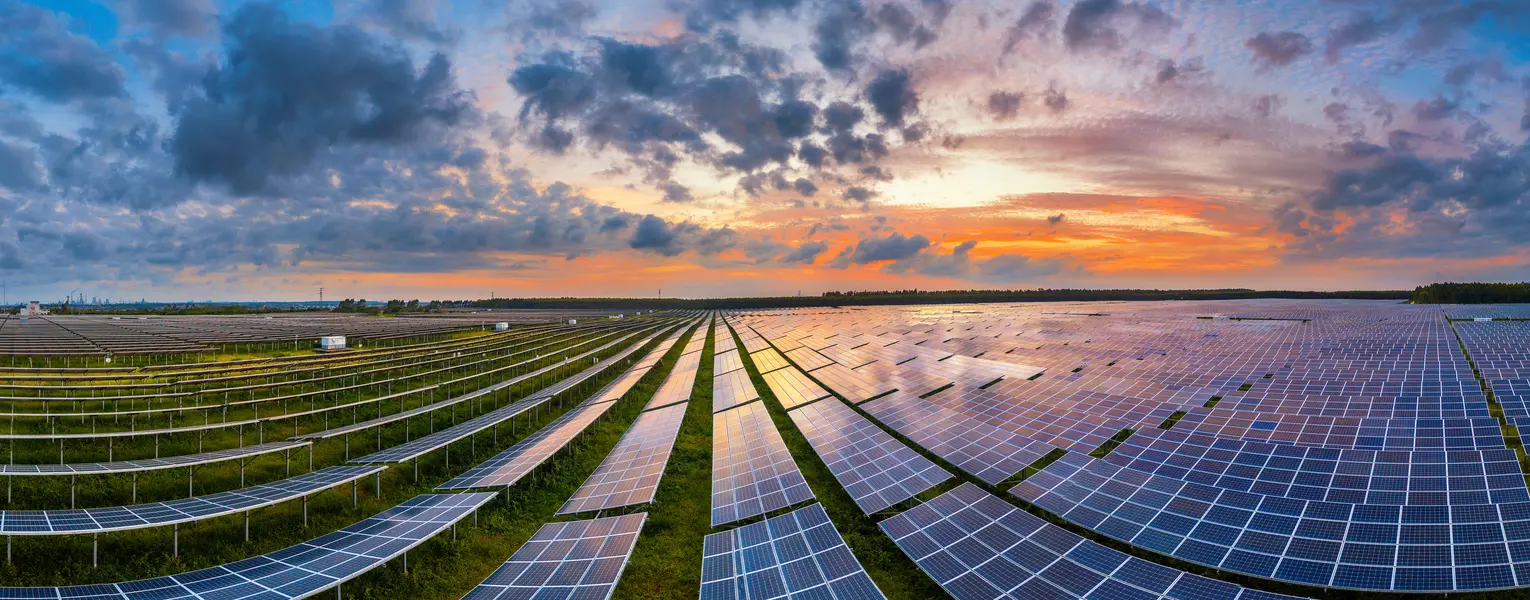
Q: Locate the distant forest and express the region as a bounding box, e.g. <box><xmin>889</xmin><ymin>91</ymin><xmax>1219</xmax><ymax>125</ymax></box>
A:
<box><xmin>464</xmin><ymin>288</ymin><xmax>1411</xmax><ymax>310</ymax></box>
<box><xmin>1411</xmin><ymin>283</ymin><xmax>1530</xmax><ymax>304</ymax></box>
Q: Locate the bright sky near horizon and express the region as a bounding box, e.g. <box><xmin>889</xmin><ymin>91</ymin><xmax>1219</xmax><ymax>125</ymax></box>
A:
<box><xmin>0</xmin><ymin>0</ymin><xmax>1527</xmax><ymax>302</ymax></box>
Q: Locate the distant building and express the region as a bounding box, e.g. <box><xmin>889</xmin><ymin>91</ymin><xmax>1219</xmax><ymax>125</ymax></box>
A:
<box><xmin>26</xmin><ymin>301</ymin><xmax>40</xmax><ymax>316</ymax></box>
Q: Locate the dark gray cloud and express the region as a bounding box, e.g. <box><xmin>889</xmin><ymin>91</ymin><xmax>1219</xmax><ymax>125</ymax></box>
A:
<box><xmin>866</xmin><ymin>69</ymin><xmax>918</xmax><ymax>127</ymax></box>
<box><xmin>1522</xmin><ymin>78</ymin><xmax>1530</xmax><ymax>132</ymax></box>
<box><xmin>780</xmin><ymin>240</ymin><xmax>828</xmax><ymax>264</ymax></box>
<box><xmin>0</xmin><ymin>3</ymin><xmax>127</xmax><ymax>102</ymax></box>
<box><xmin>842</xmin><ymin>186</ymin><xmax>875</xmax><ymax>202</ymax></box>
<box><xmin>170</xmin><ymin>3</ymin><xmax>476</xmax><ymax>194</ymax></box>
<box><xmin>793</xmin><ymin>177</ymin><xmax>818</xmax><ymax>197</ymax></box>
<box><xmin>629</xmin><ymin>214</ymin><xmax>690</xmax><ymax>256</ymax></box>
<box><xmin>873</xmin><ymin>3</ymin><xmax>936</xmax><ymax>49</ymax></box>
<box><xmin>875</xmin><ymin>238</ymin><xmax>1068</xmax><ymax>282</ymax></box>
<box><xmin>662</xmin><ymin>181</ymin><xmax>694</xmax><ymax>202</ymax></box>
<box><xmin>812</xmin><ymin>1</ymin><xmax>874</xmax><ymax>71</ymax></box>
<box><xmin>1003</xmin><ymin>1</ymin><xmax>1057</xmax><ymax>53</ymax></box>
<box><xmin>364</xmin><ymin>0</ymin><xmax>459</xmax><ymax>45</ymax></box>
<box><xmin>118</xmin><ymin>0</ymin><xmax>216</xmax><ymax>36</ymax></box>
<box><xmin>1044</xmin><ymin>86</ymin><xmax>1069</xmax><ymax>112</ymax></box>
<box><xmin>1244</xmin><ymin>31</ymin><xmax>1312</xmax><ymax>69</ymax></box>
<box><xmin>1324</xmin><ymin>12</ymin><xmax>1399</xmax><ymax>63</ymax></box>
<box><xmin>987</xmin><ymin>91</ymin><xmax>1024</xmax><ymax>121</ymax></box>
<box><xmin>1412</xmin><ymin>97</ymin><xmax>1460</xmax><ymax>122</ymax></box>
<box><xmin>0</xmin><ymin>140</ymin><xmax>43</xmax><ymax>191</ymax></box>
<box><xmin>1277</xmin><ymin>138</ymin><xmax>1530</xmax><ymax>260</ymax></box>
<box><xmin>1047</xmin><ymin>213</ymin><xmax>1065</xmax><ymax>225</ymax></box>
<box><xmin>842</xmin><ymin>232</ymin><xmax>930</xmax><ymax>264</ymax></box>
<box><xmin>1154</xmin><ymin>58</ymin><xmax>1202</xmax><ymax>84</ymax></box>
<box><xmin>1062</xmin><ymin>0</ymin><xmax>1176</xmax><ymax>53</ymax></box>
<box><xmin>677</xmin><ymin>0</ymin><xmax>803</xmax><ymax>32</ymax></box>
<box><xmin>1251</xmin><ymin>94</ymin><xmax>1284</xmax><ymax>118</ymax></box>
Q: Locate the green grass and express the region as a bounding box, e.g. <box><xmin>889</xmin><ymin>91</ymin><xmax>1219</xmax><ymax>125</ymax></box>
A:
<box><xmin>1158</xmin><ymin>411</ymin><xmax>1187</xmax><ymax>429</ymax></box>
<box><xmin>1088</xmin><ymin>429</ymin><xmax>1134</xmax><ymax>458</ymax></box>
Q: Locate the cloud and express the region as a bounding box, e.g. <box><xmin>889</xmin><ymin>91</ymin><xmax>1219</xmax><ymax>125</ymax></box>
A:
<box><xmin>1043</xmin><ymin>85</ymin><xmax>1069</xmax><ymax>112</ymax></box>
<box><xmin>363</xmin><ymin>0</ymin><xmax>459</xmax><ymax>45</ymax></box>
<box><xmin>1062</xmin><ymin>0</ymin><xmax>1176</xmax><ymax>53</ymax></box>
<box><xmin>1003</xmin><ymin>1</ymin><xmax>1057</xmax><ymax>53</ymax></box>
<box><xmin>812</xmin><ymin>1</ymin><xmax>874</xmax><ymax>71</ymax></box>
<box><xmin>866</xmin><ymin>69</ymin><xmax>919</xmax><ymax>127</ymax></box>
<box><xmin>987</xmin><ymin>91</ymin><xmax>1024</xmax><ymax>121</ymax></box>
<box><xmin>1324</xmin><ymin>12</ymin><xmax>1399</xmax><ymax>63</ymax></box>
<box><xmin>780</xmin><ymin>240</ymin><xmax>828</xmax><ymax>264</ymax></box>
<box><xmin>841</xmin><ymin>232</ymin><xmax>931</xmax><ymax>265</ymax></box>
<box><xmin>879</xmin><ymin>239</ymin><xmax>1068</xmax><ymax>282</ymax></box>
<box><xmin>170</xmin><ymin>3</ymin><xmax>476</xmax><ymax>194</ymax></box>
<box><xmin>1276</xmin><ymin>139</ymin><xmax>1530</xmax><ymax>260</ymax></box>
<box><xmin>0</xmin><ymin>140</ymin><xmax>43</xmax><ymax>191</ymax></box>
<box><xmin>843</xmin><ymin>186</ymin><xmax>875</xmax><ymax>202</ymax></box>
<box><xmin>1251</xmin><ymin>94</ymin><xmax>1284</xmax><ymax>118</ymax></box>
<box><xmin>0</xmin><ymin>3</ymin><xmax>128</xmax><ymax>102</ymax></box>
<box><xmin>629</xmin><ymin>214</ymin><xmax>691</xmax><ymax>256</ymax></box>
<box><xmin>1154</xmin><ymin>58</ymin><xmax>1202</xmax><ymax>84</ymax></box>
<box><xmin>662</xmin><ymin>181</ymin><xmax>694</xmax><ymax>202</ymax></box>
<box><xmin>1245</xmin><ymin>31</ymin><xmax>1312</xmax><ymax>69</ymax></box>
<box><xmin>1047</xmin><ymin>213</ymin><xmax>1065</xmax><ymax>225</ymax></box>
<box><xmin>118</xmin><ymin>0</ymin><xmax>217</xmax><ymax>36</ymax></box>
<box><xmin>793</xmin><ymin>177</ymin><xmax>818</xmax><ymax>197</ymax></box>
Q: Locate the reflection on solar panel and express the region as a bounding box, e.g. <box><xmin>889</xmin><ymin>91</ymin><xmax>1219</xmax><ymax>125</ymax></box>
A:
<box><xmin>437</xmin><ymin>398</ymin><xmax>617</xmax><ymax>490</ymax></box>
<box><xmin>0</xmin><ymin>465</ymin><xmax>384</xmax><ymax>535</ymax></box>
<box><xmin>749</xmin><ymin>347</ymin><xmax>791</xmax><ymax>373</ymax></box>
<box><xmin>701</xmin><ymin>503</ymin><xmax>886</xmax><ymax>600</ymax></box>
<box><xmin>560</xmin><ymin>403</ymin><xmax>689</xmax><ymax>514</ymax></box>
<box><xmin>715</xmin><ymin>323</ymin><xmax>738</xmax><ymax>354</ymax></box>
<box><xmin>713</xmin><ymin>401</ymin><xmax>815</xmax><ymax>525</ymax></box>
<box><xmin>467</xmin><ymin>513</ymin><xmax>645</xmax><ymax>600</ymax></box>
<box><xmin>715</xmin><ymin>349</ymin><xmax>744</xmax><ymax>375</ymax></box>
<box><xmin>713</xmin><ymin>368</ymin><xmax>760</xmax><ymax>413</ymax></box>
<box><xmin>861</xmin><ymin>391</ymin><xmax>1057</xmax><ymax>485</ymax></box>
<box><xmin>789</xmin><ymin>398</ymin><xmax>951</xmax><ymax>514</ymax></box>
<box><xmin>763</xmin><ymin>366</ymin><xmax>831</xmax><ymax>410</ymax></box>
<box><xmin>881</xmin><ymin>484</ymin><xmax>1307</xmax><ymax>600</ymax></box>
<box><xmin>0</xmin><ymin>492</ymin><xmax>494</xmax><ymax>600</ymax></box>
<box><xmin>811</xmin><ymin>363</ymin><xmax>896</xmax><ymax>404</ymax></box>
<box><xmin>1012</xmin><ymin>449</ymin><xmax>1530</xmax><ymax>591</ymax></box>
<box><xmin>785</xmin><ymin>347</ymin><xmax>834</xmax><ymax>371</ymax></box>
<box><xmin>647</xmin><ymin>345</ymin><xmax>702</xmax><ymax>412</ymax></box>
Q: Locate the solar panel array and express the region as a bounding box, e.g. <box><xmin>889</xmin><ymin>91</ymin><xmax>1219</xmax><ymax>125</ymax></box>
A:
<box><xmin>467</xmin><ymin>513</ymin><xmax>645</xmax><ymax>600</ymax></box>
<box><xmin>713</xmin><ymin>367</ymin><xmax>760</xmax><ymax>413</ymax></box>
<box><xmin>788</xmin><ymin>397</ymin><xmax>951</xmax><ymax>514</ymax></box>
<box><xmin>560</xmin><ymin>402</ymin><xmax>689</xmax><ymax>514</ymax></box>
<box><xmin>881</xmin><ymin>484</ymin><xmax>1309</xmax><ymax>600</ymax></box>
<box><xmin>713</xmin><ymin>401</ymin><xmax>815</xmax><ymax>525</ymax></box>
<box><xmin>702</xmin><ymin>503</ymin><xmax>886</xmax><ymax>600</ymax></box>
<box><xmin>0</xmin><ymin>492</ymin><xmax>494</xmax><ymax>600</ymax></box>
<box><xmin>0</xmin><ymin>465</ymin><xmax>385</xmax><ymax>535</ymax></box>
<box><xmin>726</xmin><ymin>299</ymin><xmax>1530</xmax><ymax>593</ymax></box>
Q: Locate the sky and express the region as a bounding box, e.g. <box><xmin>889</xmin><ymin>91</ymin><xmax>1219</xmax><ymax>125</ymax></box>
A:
<box><xmin>0</xmin><ymin>0</ymin><xmax>1528</xmax><ymax>303</ymax></box>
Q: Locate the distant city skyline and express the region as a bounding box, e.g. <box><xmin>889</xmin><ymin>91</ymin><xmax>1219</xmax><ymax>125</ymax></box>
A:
<box><xmin>1</xmin><ymin>0</ymin><xmax>1527</xmax><ymax>302</ymax></box>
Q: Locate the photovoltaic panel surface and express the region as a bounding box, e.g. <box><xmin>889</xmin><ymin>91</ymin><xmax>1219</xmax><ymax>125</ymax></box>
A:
<box><xmin>749</xmin><ymin>347</ymin><xmax>791</xmax><ymax>374</ymax></box>
<box><xmin>0</xmin><ymin>465</ymin><xmax>384</xmax><ymax>535</ymax></box>
<box><xmin>701</xmin><ymin>503</ymin><xmax>886</xmax><ymax>600</ymax></box>
<box><xmin>713</xmin><ymin>367</ymin><xmax>760</xmax><ymax>413</ymax></box>
<box><xmin>560</xmin><ymin>403</ymin><xmax>689</xmax><ymax>514</ymax></box>
<box><xmin>788</xmin><ymin>398</ymin><xmax>951</xmax><ymax>514</ymax></box>
<box><xmin>713</xmin><ymin>401</ymin><xmax>815</xmax><ymax>526</ymax></box>
<box><xmin>0</xmin><ymin>492</ymin><xmax>495</xmax><ymax>600</ymax></box>
<box><xmin>763</xmin><ymin>366</ymin><xmax>831</xmax><ymax>410</ymax></box>
<box><xmin>467</xmin><ymin>513</ymin><xmax>645</xmax><ymax>600</ymax></box>
<box><xmin>881</xmin><ymin>484</ymin><xmax>1310</xmax><ymax>600</ymax></box>
<box><xmin>437</xmin><ymin>398</ymin><xmax>616</xmax><ymax>490</ymax></box>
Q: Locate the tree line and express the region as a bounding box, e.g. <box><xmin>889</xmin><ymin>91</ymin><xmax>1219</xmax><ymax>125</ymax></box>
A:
<box><xmin>461</xmin><ymin>288</ymin><xmax>1411</xmax><ymax>310</ymax></box>
<box><xmin>1411</xmin><ymin>283</ymin><xmax>1530</xmax><ymax>304</ymax></box>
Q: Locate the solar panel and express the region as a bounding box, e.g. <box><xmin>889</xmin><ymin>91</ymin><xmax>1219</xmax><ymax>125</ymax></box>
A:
<box><xmin>715</xmin><ymin>323</ymin><xmax>739</xmax><ymax>354</ymax></box>
<box><xmin>715</xmin><ymin>348</ymin><xmax>744</xmax><ymax>376</ymax></box>
<box><xmin>749</xmin><ymin>347</ymin><xmax>791</xmax><ymax>374</ymax></box>
<box><xmin>859</xmin><ymin>391</ymin><xmax>1057</xmax><ymax>485</ymax></box>
<box><xmin>785</xmin><ymin>347</ymin><xmax>835</xmax><ymax>371</ymax></box>
<box><xmin>713</xmin><ymin>367</ymin><xmax>760</xmax><ymax>413</ymax></box>
<box><xmin>701</xmin><ymin>503</ymin><xmax>886</xmax><ymax>600</ymax></box>
<box><xmin>788</xmin><ymin>398</ymin><xmax>951</xmax><ymax>514</ymax></box>
<box><xmin>881</xmin><ymin>483</ymin><xmax>1308</xmax><ymax>600</ymax></box>
<box><xmin>437</xmin><ymin>398</ymin><xmax>617</xmax><ymax>490</ymax></box>
<box><xmin>560</xmin><ymin>403</ymin><xmax>689</xmax><ymax>514</ymax></box>
<box><xmin>646</xmin><ymin>350</ymin><xmax>701</xmax><ymax>412</ymax></box>
<box><xmin>0</xmin><ymin>465</ymin><xmax>385</xmax><ymax>535</ymax></box>
<box><xmin>763</xmin><ymin>366</ymin><xmax>831</xmax><ymax>410</ymax></box>
<box><xmin>811</xmin><ymin>363</ymin><xmax>897</xmax><ymax>404</ymax></box>
<box><xmin>712</xmin><ymin>401</ymin><xmax>815</xmax><ymax>525</ymax></box>
<box><xmin>468</xmin><ymin>513</ymin><xmax>646</xmax><ymax>600</ymax></box>
<box><xmin>0</xmin><ymin>492</ymin><xmax>494</xmax><ymax>600</ymax></box>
